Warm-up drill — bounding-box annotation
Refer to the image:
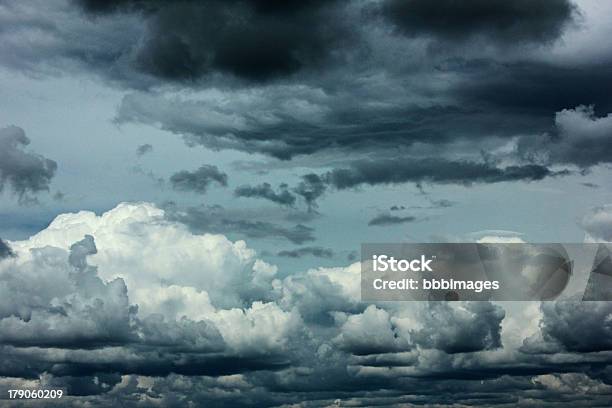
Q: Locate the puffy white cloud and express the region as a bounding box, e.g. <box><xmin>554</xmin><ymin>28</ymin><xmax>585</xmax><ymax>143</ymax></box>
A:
<box><xmin>1</xmin><ymin>202</ymin><xmax>295</xmax><ymax>360</ymax></box>
<box><xmin>2</xmin><ymin>201</ymin><xmax>610</xmax><ymax>406</ymax></box>
<box><xmin>12</xmin><ymin>202</ymin><xmax>276</xmax><ymax>309</ymax></box>
<box><xmin>333</xmin><ymin>305</ymin><xmax>411</xmax><ymax>355</ymax></box>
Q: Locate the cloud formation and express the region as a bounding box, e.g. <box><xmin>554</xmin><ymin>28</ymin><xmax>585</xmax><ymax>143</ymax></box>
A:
<box><xmin>0</xmin><ymin>126</ymin><xmax>57</xmax><ymax>203</ymax></box>
<box><xmin>368</xmin><ymin>214</ymin><xmax>417</xmax><ymax>226</ymax></box>
<box><xmin>170</xmin><ymin>165</ymin><xmax>228</xmax><ymax>194</ymax></box>
<box><xmin>3</xmin><ymin>0</ymin><xmax>606</xmax><ymax>187</ymax></box>
<box><xmin>325</xmin><ymin>158</ymin><xmax>555</xmax><ymax>189</ymax></box>
<box><xmin>75</xmin><ymin>0</ymin><xmax>352</xmax><ymax>82</ymax></box>
<box><xmin>382</xmin><ymin>0</ymin><xmax>576</xmax><ymax>45</ymax></box>
<box><xmin>235</xmin><ymin>182</ymin><xmax>296</xmax><ymax>207</ymax></box>
<box><xmin>1</xmin><ymin>202</ymin><xmax>612</xmax><ymax>405</ymax></box>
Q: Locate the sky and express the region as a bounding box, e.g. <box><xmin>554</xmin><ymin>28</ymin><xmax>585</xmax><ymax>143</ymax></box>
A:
<box><xmin>1</xmin><ymin>0</ymin><xmax>612</xmax><ymax>406</ymax></box>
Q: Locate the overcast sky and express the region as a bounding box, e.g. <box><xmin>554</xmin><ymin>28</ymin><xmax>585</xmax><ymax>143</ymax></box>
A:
<box><xmin>2</xmin><ymin>0</ymin><xmax>612</xmax><ymax>406</ymax></box>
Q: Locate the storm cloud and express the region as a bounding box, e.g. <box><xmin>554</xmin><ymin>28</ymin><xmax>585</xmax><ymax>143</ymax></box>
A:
<box><xmin>75</xmin><ymin>0</ymin><xmax>352</xmax><ymax>82</ymax></box>
<box><xmin>382</xmin><ymin>0</ymin><xmax>576</xmax><ymax>45</ymax></box>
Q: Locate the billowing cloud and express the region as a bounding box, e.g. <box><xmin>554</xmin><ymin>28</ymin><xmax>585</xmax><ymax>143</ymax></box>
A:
<box><xmin>169</xmin><ymin>165</ymin><xmax>228</xmax><ymax>194</ymax></box>
<box><xmin>412</xmin><ymin>302</ymin><xmax>504</xmax><ymax>353</ymax></box>
<box><xmin>3</xmin><ymin>0</ymin><xmax>612</xmax><ymax>404</ymax></box>
<box><xmin>0</xmin><ymin>126</ymin><xmax>57</xmax><ymax>203</ymax></box>
<box><xmin>522</xmin><ymin>301</ymin><xmax>612</xmax><ymax>353</ymax></box>
<box><xmin>333</xmin><ymin>305</ymin><xmax>411</xmax><ymax>355</ymax></box>
<box><xmin>582</xmin><ymin>205</ymin><xmax>612</xmax><ymax>242</ymax></box>
<box><xmin>2</xmin><ymin>202</ymin><xmax>612</xmax><ymax>405</ymax></box>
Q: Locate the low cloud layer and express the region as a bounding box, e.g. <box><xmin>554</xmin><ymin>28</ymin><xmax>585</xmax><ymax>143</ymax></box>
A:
<box><xmin>1</xmin><ymin>202</ymin><xmax>611</xmax><ymax>406</ymax></box>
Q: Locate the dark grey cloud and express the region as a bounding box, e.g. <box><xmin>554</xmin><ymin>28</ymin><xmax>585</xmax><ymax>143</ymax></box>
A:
<box><xmin>76</xmin><ymin>0</ymin><xmax>351</xmax><ymax>82</ymax></box>
<box><xmin>0</xmin><ymin>126</ymin><xmax>57</xmax><ymax>203</ymax></box>
<box><xmin>170</xmin><ymin>165</ymin><xmax>228</xmax><ymax>194</ymax></box>
<box><xmin>324</xmin><ymin>158</ymin><xmax>556</xmax><ymax>189</ymax></box>
<box><xmin>368</xmin><ymin>214</ymin><xmax>416</xmax><ymax>226</ymax></box>
<box><xmin>545</xmin><ymin>106</ymin><xmax>612</xmax><ymax>167</ymax></box>
<box><xmin>522</xmin><ymin>300</ymin><xmax>612</xmax><ymax>353</ymax></box>
<box><xmin>277</xmin><ymin>246</ymin><xmax>334</xmax><ymax>259</ymax></box>
<box><xmin>136</xmin><ymin>143</ymin><xmax>153</xmax><ymax>156</ymax></box>
<box><xmin>235</xmin><ymin>182</ymin><xmax>296</xmax><ymax>207</ymax></box>
<box><xmin>456</xmin><ymin>62</ymin><xmax>612</xmax><ymax>116</ymax></box>
<box><xmin>0</xmin><ymin>239</ymin><xmax>13</xmax><ymax>259</ymax></box>
<box><xmin>116</xmin><ymin>93</ymin><xmax>544</xmax><ymax>161</ymax></box>
<box><xmin>412</xmin><ymin>302</ymin><xmax>504</xmax><ymax>353</ymax></box>
<box><xmin>3</xmin><ymin>0</ymin><xmax>612</xmax><ymax>183</ymax></box>
<box><xmin>381</xmin><ymin>0</ymin><xmax>576</xmax><ymax>45</ymax></box>
<box><xmin>293</xmin><ymin>173</ymin><xmax>326</xmax><ymax>211</ymax></box>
